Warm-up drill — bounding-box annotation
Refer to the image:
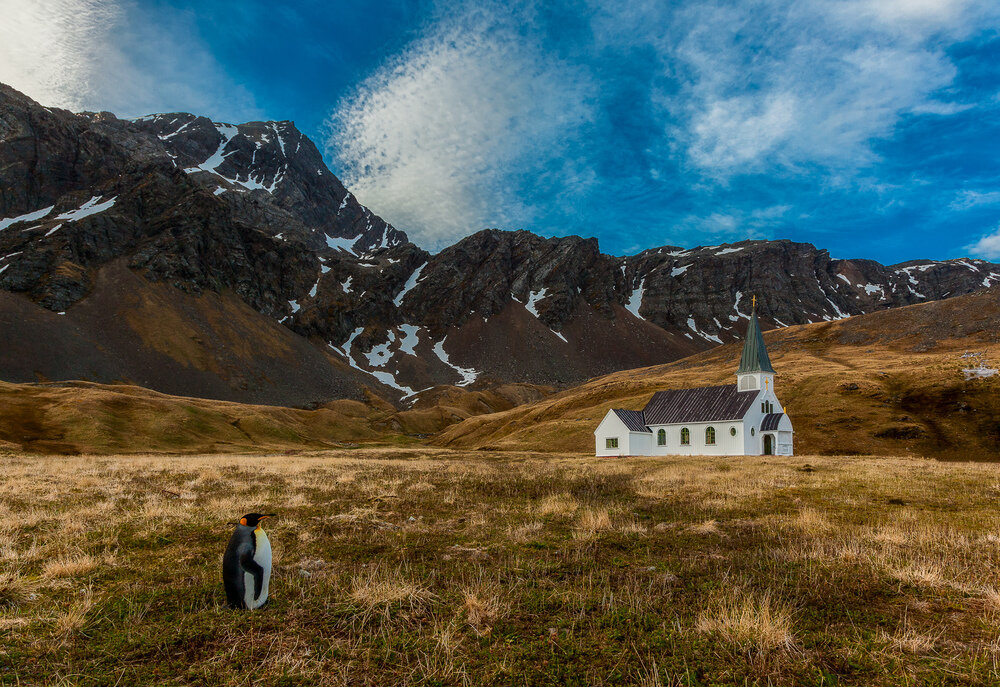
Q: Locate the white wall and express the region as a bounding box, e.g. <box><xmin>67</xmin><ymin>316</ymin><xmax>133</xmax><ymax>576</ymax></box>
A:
<box><xmin>647</xmin><ymin>421</ymin><xmax>744</xmax><ymax>456</ymax></box>
<box><xmin>594</xmin><ymin>411</ymin><xmax>654</xmax><ymax>456</ymax></box>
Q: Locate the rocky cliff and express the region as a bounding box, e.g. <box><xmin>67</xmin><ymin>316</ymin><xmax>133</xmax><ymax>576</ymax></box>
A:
<box><xmin>1</xmin><ymin>83</ymin><xmax>997</xmax><ymax>405</ymax></box>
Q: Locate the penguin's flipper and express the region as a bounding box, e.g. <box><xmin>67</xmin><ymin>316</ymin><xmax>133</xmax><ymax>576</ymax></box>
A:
<box><xmin>240</xmin><ymin>551</ymin><xmax>265</xmax><ymax>602</ymax></box>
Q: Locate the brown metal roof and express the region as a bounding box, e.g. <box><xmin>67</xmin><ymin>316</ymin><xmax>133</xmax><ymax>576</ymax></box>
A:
<box><xmin>642</xmin><ymin>384</ymin><xmax>758</xmax><ymax>425</ymax></box>
<box><xmin>760</xmin><ymin>413</ymin><xmax>785</xmax><ymax>431</ymax></box>
<box><xmin>612</xmin><ymin>408</ymin><xmax>651</xmax><ymax>433</ymax></box>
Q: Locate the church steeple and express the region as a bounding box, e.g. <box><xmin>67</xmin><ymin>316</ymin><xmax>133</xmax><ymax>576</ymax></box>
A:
<box><xmin>737</xmin><ymin>304</ymin><xmax>774</xmax><ymax>374</ymax></box>
<box><xmin>736</xmin><ymin>298</ymin><xmax>775</xmax><ymax>391</ymax></box>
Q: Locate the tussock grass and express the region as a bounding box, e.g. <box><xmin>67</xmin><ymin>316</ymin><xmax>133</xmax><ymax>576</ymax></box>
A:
<box><xmin>349</xmin><ymin>565</ymin><xmax>434</xmax><ymax>611</ymax></box>
<box><xmin>5</xmin><ymin>450</ymin><xmax>1000</xmax><ymax>685</ymax></box>
<box><xmin>696</xmin><ymin>588</ymin><xmax>796</xmax><ymax>653</ymax></box>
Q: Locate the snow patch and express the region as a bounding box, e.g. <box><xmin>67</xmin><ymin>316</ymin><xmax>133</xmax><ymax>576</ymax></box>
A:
<box><xmin>326</xmin><ymin>234</ymin><xmax>358</xmax><ymax>255</ymax></box>
<box><xmin>185</xmin><ymin>123</ymin><xmax>239</xmax><ymax>175</ymax></box>
<box><xmin>863</xmin><ymin>283</ymin><xmax>885</xmax><ymax>298</ymax></box>
<box><xmin>964</xmin><ymin>366</ymin><xmax>998</xmax><ymax>380</ymax></box>
<box><xmin>394</xmin><ymin>262</ymin><xmax>427</xmax><ymax>307</ymax></box>
<box><xmin>0</xmin><ymin>205</ymin><xmax>54</xmax><ymax>231</ymax></box>
<box><xmin>671</xmin><ymin>264</ymin><xmax>690</xmax><ymax>277</ymax></box>
<box><xmin>433</xmin><ymin>337</ymin><xmax>479</xmax><ymax>386</ymax></box>
<box><xmin>364</xmin><ymin>330</ymin><xmax>396</xmax><ymax>368</ymax></box>
<box><xmin>733</xmin><ymin>291</ymin><xmax>751</xmax><ymax>320</ymax></box>
<box><xmin>625</xmin><ymin>279</ymin><xmax>645</xmax><ymax>320</ymax></box>
<box><xmin>342</xmin><ymin>276</ymin><xmax>353</xmax><ymax>294</ymax></box>
<box><xmin>54</xmin><ymin>196</ymin><xmax>117</xmax><ymax>222</ymax></box>
<box><xmin>836</xmin><ymin>274</ymin><xmax>851</xmax><ymax>285</ymax></box>
<box><xmin>825</xmin><ymin>297</ymin><xmax>849</xmax><ymax>320</ymax></box>
<box><xmin>687</xmin><ymin>316</ymin><xmax>722</xmax><ymax>344</ymax></box>
<box><xmin>524</xmin><ymin>288</ymin><xmax>548</xmax><ymax>318</ymax></box>
<box><xmin>288</xmin><ymin>300</ymin><xmax>300</xmax><ymax>313</ymax></box>
<box><xmin>213</xmin><ymin>187</ymin><xmax>226</xmax><ymax>195</ymax></box>
<box><xmin>715</xmin><ymin>247</ymin><xmax>743</xmax><ymax>255</ymax></box>
<box><xmin>398</xmin><ymin>325</ymin><xmax>421</xmax><ymax>356</ymax></box>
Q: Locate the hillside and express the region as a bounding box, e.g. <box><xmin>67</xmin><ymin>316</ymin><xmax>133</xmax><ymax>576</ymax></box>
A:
<box><xmin>2</xmin><ymin>82</ymin><xmax>999</xmax><ymax>406</ymax></box>
<box><xmin>0</xmin><ymin>376</ymin><xmax>550</xmax><ymax>455</ymax></box>
<box><xmin>435</xmin><ymin>288</ymin><xmax>1000</xmax><ymax>461</ymax></box>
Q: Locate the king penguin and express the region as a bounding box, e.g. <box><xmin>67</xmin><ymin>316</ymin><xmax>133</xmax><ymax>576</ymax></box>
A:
<box><xmin>222</xmin><ymin>513</ymin><xmax>276</xmax><ymax>609</ymax></box>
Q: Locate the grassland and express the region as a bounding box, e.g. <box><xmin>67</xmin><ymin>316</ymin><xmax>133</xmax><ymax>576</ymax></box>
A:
<box><xmin>5</xmin><ymin>449</ymin><xmax>1000</xmax><ymax>685</ymax></box>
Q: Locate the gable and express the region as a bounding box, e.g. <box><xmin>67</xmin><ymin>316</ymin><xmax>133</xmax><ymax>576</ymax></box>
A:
<box><xmin>643</xmin><ymin>384</ymin><xmax>758</xmax><ymax>424</ymax></box>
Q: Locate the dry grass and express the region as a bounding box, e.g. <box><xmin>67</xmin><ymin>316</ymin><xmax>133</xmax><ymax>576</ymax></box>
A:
<box><xmin>43</xmin><ymin>553</ymin><xmax>98</xmax><ymax>579</ymax></box>
<box><xmin>5</xmin><ymin>449</ymin><xmax>1000</xmax><ymax>685</ymax></box>
<box><xmin>349</xmin><ymin>565</ymin><xmax>434</xmax><ymax>611</ymax></box>
<box><xmin>696</xmin><ymin>588</ymin><xmax>796</xmax><ymax>653</ymax></box>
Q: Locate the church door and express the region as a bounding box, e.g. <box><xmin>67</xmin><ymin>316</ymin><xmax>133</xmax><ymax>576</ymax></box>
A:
<box><xmin>763</xmin><ymin>434</ymin><xmax>774</xmax><ymax>455</ymax></box>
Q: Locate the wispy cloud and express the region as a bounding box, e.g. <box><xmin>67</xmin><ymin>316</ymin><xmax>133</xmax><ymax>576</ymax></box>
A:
<box><xmin>0</xmin><ymin>0</ymin><xmax>260</xmax><ymax>121</ymax></box>
<box><xmin>660</xmin><ymin>0</ymin><xmax>986</xmax><ymax>177</ymax></box>
<box><xmin>325</xmin><ymin>5</ymin><xmax>593</xmax><ymax>249</ymax></box>
<box><xmin>949</xmin><ymin>190</ymin><xmax>1000</xmax><ymax>211</ymax></box>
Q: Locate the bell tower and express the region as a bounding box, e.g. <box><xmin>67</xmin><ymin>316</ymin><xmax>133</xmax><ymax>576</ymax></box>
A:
<box><xmin>736</xmin><ymin>297</ymin><xmax>775</xmax><ymax>392</ymax></box>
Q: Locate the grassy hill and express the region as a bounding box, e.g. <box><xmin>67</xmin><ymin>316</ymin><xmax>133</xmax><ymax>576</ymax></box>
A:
<box><xmin>0</xmin><ymin>378</ymin><xmax>551</xmax><ymax>455</ymax></box>
<box><xmin>435</xmin><ymin>288</ymin><xmax>1000</xmax><ymax>460</ymax></box>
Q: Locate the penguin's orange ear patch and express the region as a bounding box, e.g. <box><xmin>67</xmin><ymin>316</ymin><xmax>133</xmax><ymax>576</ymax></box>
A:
<box><xmin>240</xmin><ymin>517</ymin><xmax>247</xmax><ymax>526</ymax></box>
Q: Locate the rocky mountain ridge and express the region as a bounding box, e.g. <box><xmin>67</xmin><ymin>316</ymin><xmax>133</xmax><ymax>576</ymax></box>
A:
<box><xmin>1</xmin><ymin>83</ymin><xmax>998</xmax><ymax>406</ymax></box>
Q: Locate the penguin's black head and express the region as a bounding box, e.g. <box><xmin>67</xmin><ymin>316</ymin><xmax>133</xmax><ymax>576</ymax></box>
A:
<box><xmin>239</xmin><ymin>513</ymin><xmax>276</xmax><ymax>528</ymax></box>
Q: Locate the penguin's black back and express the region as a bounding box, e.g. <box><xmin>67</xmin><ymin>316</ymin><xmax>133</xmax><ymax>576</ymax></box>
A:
<box><xmin>222</xmin><ymin>525</ymin><xmax>256</xmax><ymax>609</ymax></box>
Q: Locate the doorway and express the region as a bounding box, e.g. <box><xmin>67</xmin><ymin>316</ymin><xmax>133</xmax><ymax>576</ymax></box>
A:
<box><xmin>763</xmin><ymin>434</ymin><xmax>774</xmax><ymax>455</ymax></box>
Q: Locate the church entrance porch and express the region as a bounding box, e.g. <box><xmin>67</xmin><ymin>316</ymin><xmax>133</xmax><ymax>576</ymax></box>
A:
<box><xmin>763</xmin><ymin>434</ymin><xmax>774</xmax><ymax>455</ymax></box>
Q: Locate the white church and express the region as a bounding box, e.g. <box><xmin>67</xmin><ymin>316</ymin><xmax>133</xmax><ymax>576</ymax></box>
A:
<box><xmin>595</xmin><ymin>305</ymin><xmax>793</xmax><ymax>457</ymax></box>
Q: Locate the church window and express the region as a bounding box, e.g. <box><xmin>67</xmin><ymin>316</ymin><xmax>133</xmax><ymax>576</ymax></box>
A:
<box><xmin>761</xmin><ymin>402</ymin><xmax>765</xmax><ymax>413</ymax></box>
<box><xmin>730</xmin><ymin>427</ymin><xmax>737</xmax><ymax>437</ymax></box>
<box><xmin>680</xmin><ymin>428</ymin><xmax>690</xmax><ymax>445</ymax></box>
<box><xmin>751</xmin><ymin>427</ymin><xmax>756</xmax><ymax>436</ymax></box>
<box><xmin>706</xmin><ymin>427</ymin><xmax>716</xmax><ymax>445</ymax></box>
<box><xmin>606</xmin><ymin>438</ymin><xmax>618</xmax><ymax>449</ymax></box>
<box><xmin>657</xmin><ymin>429</ymin><xmax>666</xmax><ymax>446</ymax></box>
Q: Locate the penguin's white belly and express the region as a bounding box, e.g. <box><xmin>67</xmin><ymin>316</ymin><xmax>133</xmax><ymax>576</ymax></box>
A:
<box><xmin>243</xmin><ymin>529</ymin><xmax>272</xmax><ymax>609</ymax></box>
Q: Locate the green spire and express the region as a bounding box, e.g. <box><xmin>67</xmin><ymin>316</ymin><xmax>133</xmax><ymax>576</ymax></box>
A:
<box><xmin>737</xmin><ymin>305</ymin><xmax>775</xmax><ymax>374</ymax></box>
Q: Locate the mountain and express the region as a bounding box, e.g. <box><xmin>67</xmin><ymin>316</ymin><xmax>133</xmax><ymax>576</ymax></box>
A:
<box><xmin>1</xmin><ymin>82</ymin><xmax>998</xmax><ymax>408</ymax></box>
<box><xmin>435</xmin><ymin>287</ymin><xmax>1000</xmax><ymax>461</ymax></box>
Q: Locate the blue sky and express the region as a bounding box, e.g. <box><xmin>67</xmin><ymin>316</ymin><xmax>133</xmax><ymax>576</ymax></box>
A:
<box><xmin>3</xmin><ymin>0</ymin><xmax>1000</xmax><ymax>264</ymax></box>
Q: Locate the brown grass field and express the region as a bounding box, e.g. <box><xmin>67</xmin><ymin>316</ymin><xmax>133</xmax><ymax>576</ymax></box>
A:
<box><xmin>6</xmin><ymin>448</ymin><xmax>1000</xmax><ymax>685</ymax></box>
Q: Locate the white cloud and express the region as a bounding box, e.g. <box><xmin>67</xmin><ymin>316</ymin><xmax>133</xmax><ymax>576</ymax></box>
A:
<box><xmin>661</xmin><ymin>0</ymin><xmax>984</xmax><ymax>177</ymax></box>
<box><xmin>968</xmin><ymin>227</ymin><xmax>1000</xmax><ymax>260</ymax></box>
<box><xmin>0</xmin><ymin>0</ymin><xmax>260</xmax><ymax>121</ymax></box>
<box><xmin>325</xmin><ymin>7</ymin><xmax>593</xmax><ymax>249</ymax></box>
<box><xmin>950</xmin><ymin>190</ymin><xmax>1000</xmax><ymax>211</ymax></box>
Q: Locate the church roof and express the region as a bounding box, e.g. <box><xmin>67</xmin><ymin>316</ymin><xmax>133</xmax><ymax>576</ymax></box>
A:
<box><xmin>737</xmin><ymin>309</ymin><xmax>775</xmax><ymax>374</ymax></box>
<box><xmin>760</xmin><ymin>413</ymin><xmax>785</xmax><ymax>431</ymax></box>
<box><xmin>643</xmin><ymin>384</ymin><xmax>758</xmax><ymax>425</ymax></box>
<box><xmin>612</xmin><ymin>408</ymin><xmax>651</xmax><ymax>433</ymax></box>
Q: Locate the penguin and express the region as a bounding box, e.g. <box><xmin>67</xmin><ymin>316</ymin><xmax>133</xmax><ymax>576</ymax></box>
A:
<box><xmin>222</xmin><ymin>513</ymin><xmax>276</xmax><ymax>609</ymax></box>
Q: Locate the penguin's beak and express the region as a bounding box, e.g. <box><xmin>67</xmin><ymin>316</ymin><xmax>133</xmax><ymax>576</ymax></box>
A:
<box><xmin>261</xmin><ymin>514</ymin><xmax>276</xmax><ymax>521</ymax></box>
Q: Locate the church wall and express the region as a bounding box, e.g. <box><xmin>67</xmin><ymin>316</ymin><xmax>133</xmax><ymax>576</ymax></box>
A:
<box><xmin>647</xmin><ymin>421</ymin><xmax>744</xmax><ymax>456</ymax></box>
<box><xmin>594</xmin><ymin>412</ymin><xmax>654</xmax><ymax>456</ymax></box>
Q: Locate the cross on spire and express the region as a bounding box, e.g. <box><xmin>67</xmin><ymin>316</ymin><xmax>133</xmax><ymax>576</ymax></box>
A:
<box><xmin>752</xmin><ymin>294</ymin><xmax>757</xmax><ymax>310</ymax></box>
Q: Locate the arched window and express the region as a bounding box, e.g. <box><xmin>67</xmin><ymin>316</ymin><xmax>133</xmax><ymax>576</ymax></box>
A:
<box><xmin>680</xmin><ymin>427</ymin><xmax>690</xmax><ymax>445</ymax></box>
<box><xmin>657</xmin><ymin>429</ymin><xmax>666</xmax><ymax>446</ymax></box>
<box><xmin>706</xmin><ymin>426</ymin><xmax>716</xmax><ymax>445</ymax></box>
